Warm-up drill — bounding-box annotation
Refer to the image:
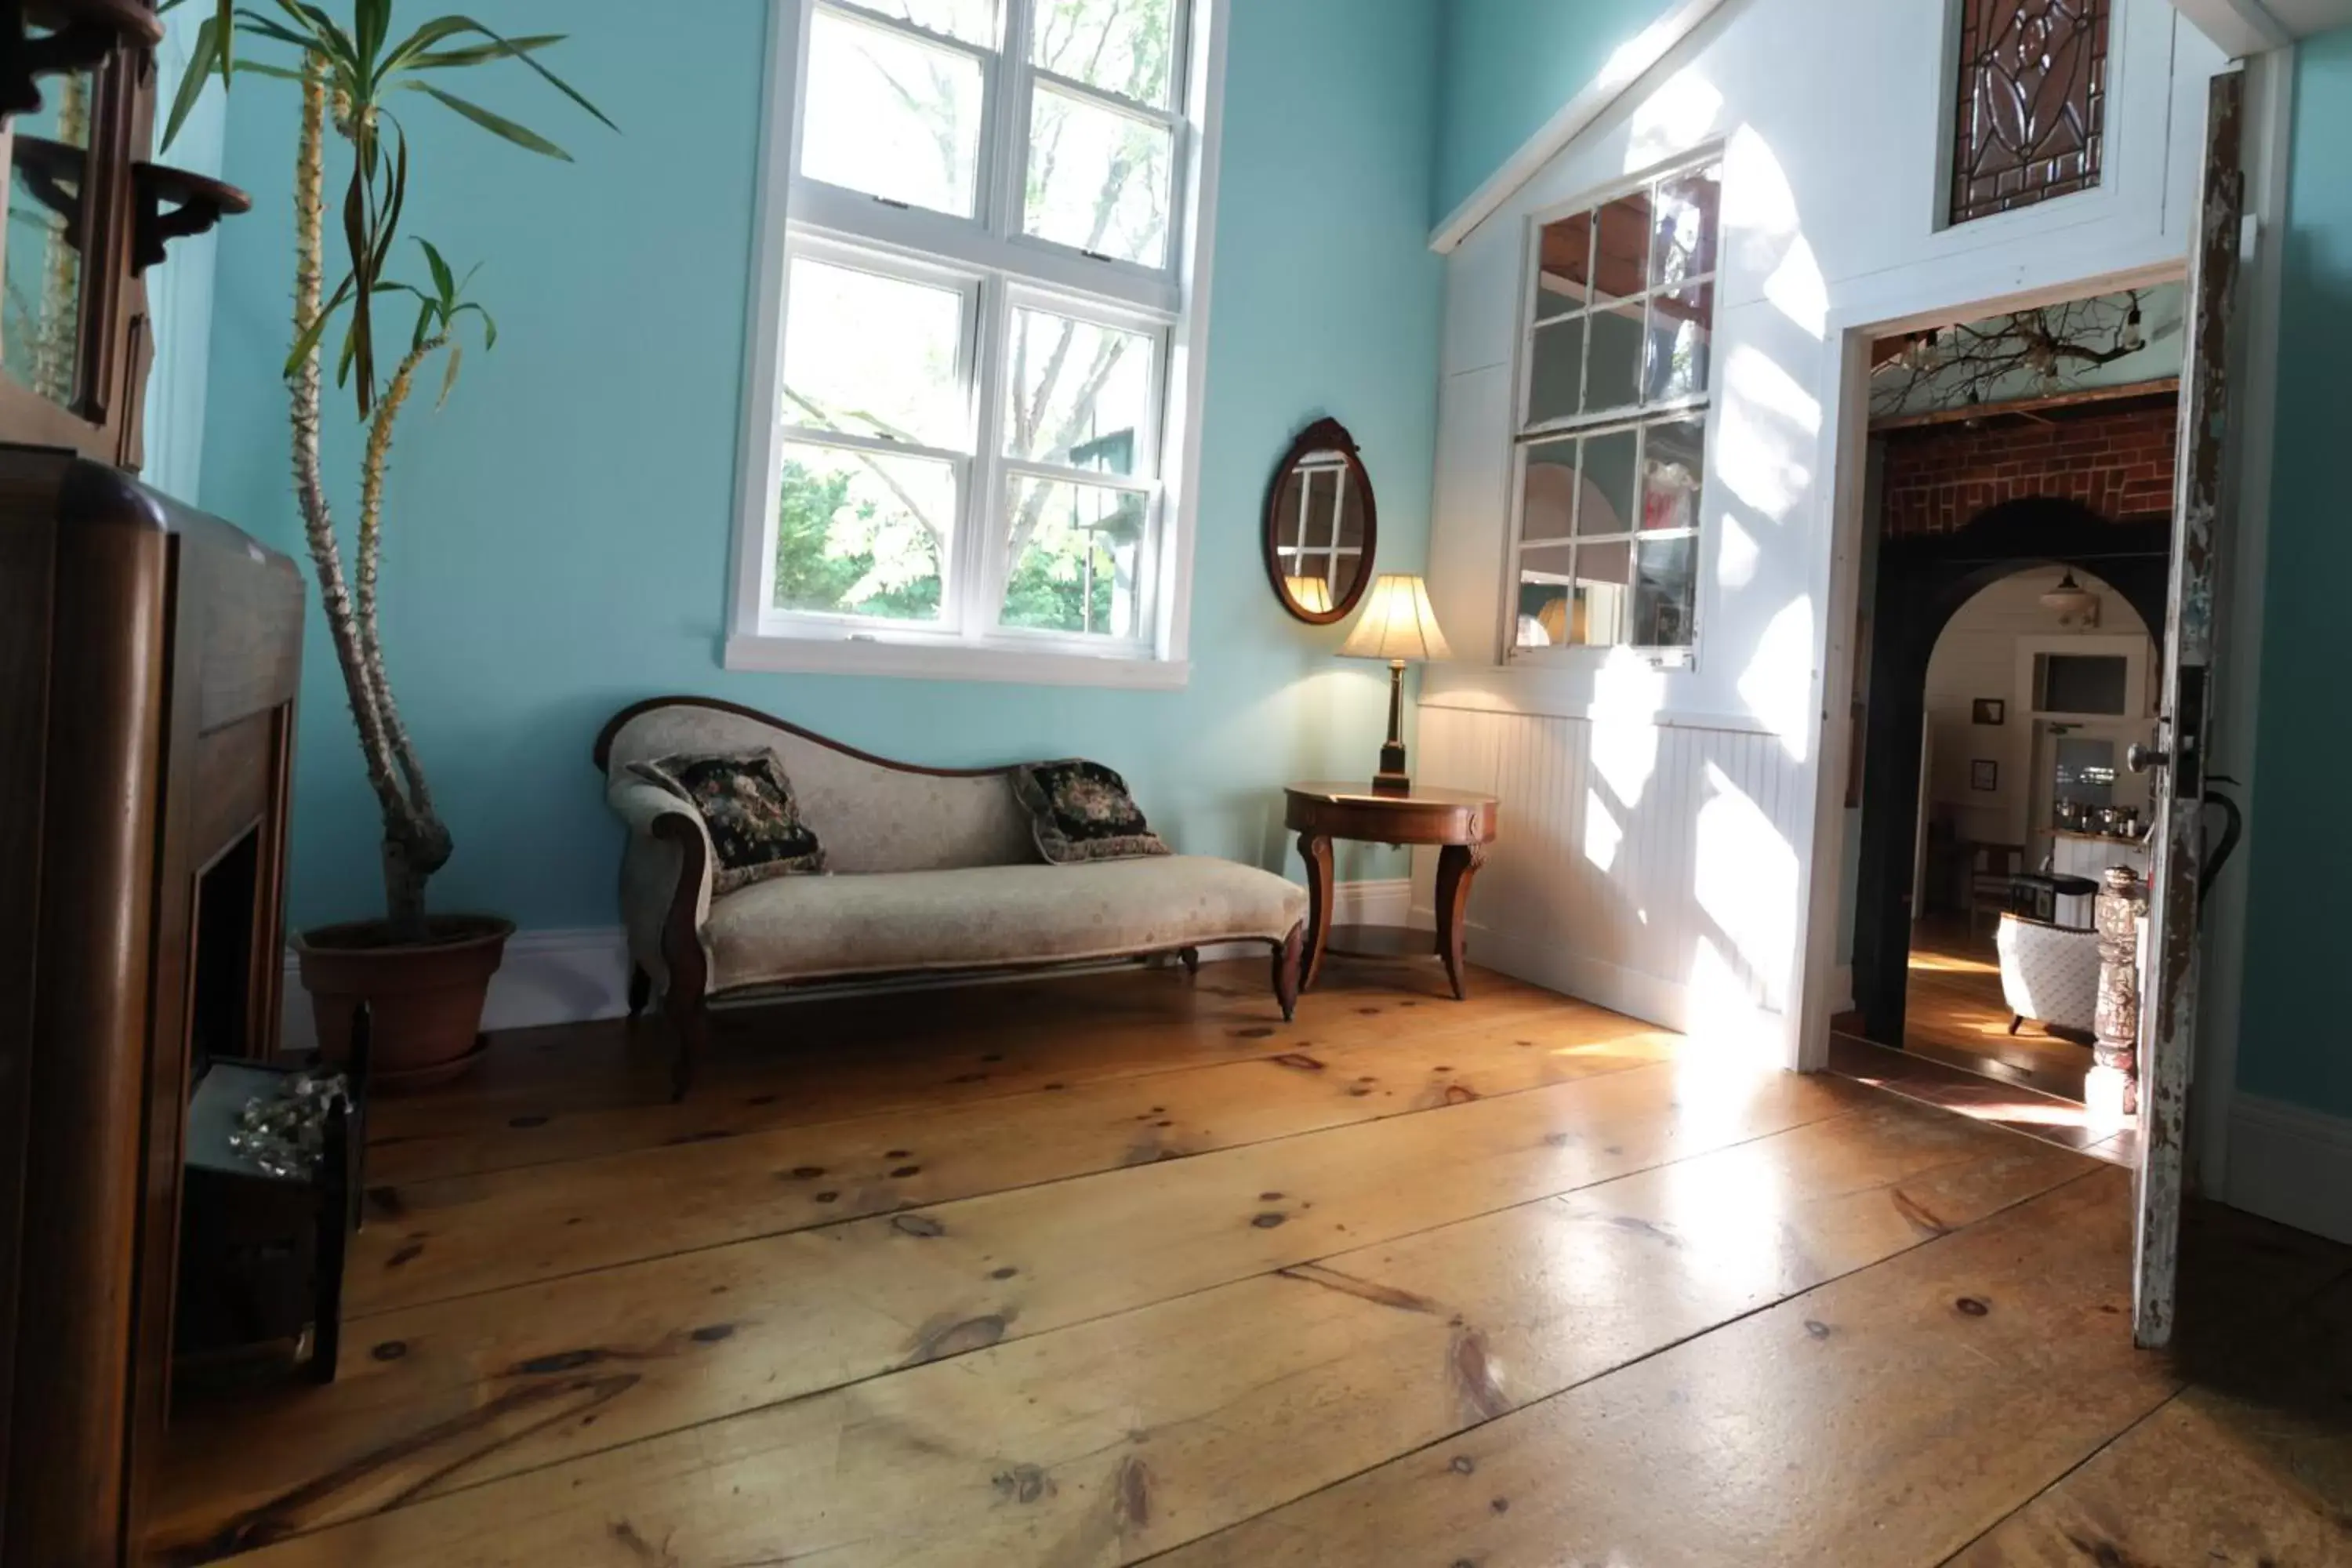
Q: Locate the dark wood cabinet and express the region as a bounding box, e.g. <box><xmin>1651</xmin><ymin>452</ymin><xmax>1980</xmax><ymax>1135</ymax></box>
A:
<box><xmin>0</xmin><ymin>452</ymin><xmax>303</xmax><ymax>1566</ymax></box>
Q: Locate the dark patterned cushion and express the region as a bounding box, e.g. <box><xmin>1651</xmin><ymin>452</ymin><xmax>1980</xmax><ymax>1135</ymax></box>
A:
<box><xmin>1011</xmin><ymin>759</ymin><xmax>1171</xmax><ymax>865</ymax></box>
<box><xmin>631</xmin><ymin>750</ymin><xmax>826</xmax><ymax>893</ymax></box>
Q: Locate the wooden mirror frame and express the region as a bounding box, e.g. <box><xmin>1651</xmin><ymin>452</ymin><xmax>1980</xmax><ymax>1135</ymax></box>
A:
<box><xmin>1261</xmin><ymin>416</ymin><xmax>1377</xmax><ymax>626</ymax></box>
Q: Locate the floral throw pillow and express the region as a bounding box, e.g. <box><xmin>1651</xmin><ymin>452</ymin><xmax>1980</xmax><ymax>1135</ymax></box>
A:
<box><xmin>630</xmin><ymin>749</ymin><xmax>826</xmax><ymax>893</ymax></box>
<box><xmin>1012</xmin><ymin>759</ymin><xmax>1171</xmax><ymax>865</ymax></box>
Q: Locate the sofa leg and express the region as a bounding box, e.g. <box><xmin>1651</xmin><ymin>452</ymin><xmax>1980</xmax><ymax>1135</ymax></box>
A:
<box><xmin>627</xmin><ymin>964</ymin><xmax>652</xmax><ymax>1019</ymax></box>
<box><xmin>2008</xmin><ymin>1014</ymin><xmax>2023</xmax><ymax>1036</ymax></box>
<box><xmin>1178</xmin><ymin>947</ymin><xmax>1200</xmax><ymax>978</ymax></box>
<box><xmin>1272</xmin><ymin>922</ymin><xmax>1303</xmax><ymax>1022</ymax></box>
<box><xmin>662</xmin><ymin>989</ymin><xmax>707</xmax><ymax>1102</ymax></box>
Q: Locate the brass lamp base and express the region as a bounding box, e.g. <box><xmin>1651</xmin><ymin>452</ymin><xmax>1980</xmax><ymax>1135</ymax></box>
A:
<box><xmin>1371</xmin><ymin>662</ymin><xmax>1410</xmax><ymax>795</ymax></box>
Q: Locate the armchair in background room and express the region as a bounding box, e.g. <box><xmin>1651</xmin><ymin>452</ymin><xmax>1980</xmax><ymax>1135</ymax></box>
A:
<box><xmin>1994</xmin><ymin>911</ymin><xmax>2099</xmax><ymax>1041</ymax></box>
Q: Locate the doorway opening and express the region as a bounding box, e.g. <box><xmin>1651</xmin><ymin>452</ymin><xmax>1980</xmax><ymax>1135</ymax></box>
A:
<box><xmin>1895</xmin><ymin>561</ymin><xmax>2160</xmax><ymax>1101</ymax></box>
<box><xmin>1828</xmin><ymin>318</ymin><xmax>2180</xmax><ymax>1154</ymax></box>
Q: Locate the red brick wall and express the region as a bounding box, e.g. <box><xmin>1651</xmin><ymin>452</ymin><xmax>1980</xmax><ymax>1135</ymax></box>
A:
<box><xmin>1880</xmin><ymin>401</ymin><xmax>2176</xmax><ymax>537</ymax></box>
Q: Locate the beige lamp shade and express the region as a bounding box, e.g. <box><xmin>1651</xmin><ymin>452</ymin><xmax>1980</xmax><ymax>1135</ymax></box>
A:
<box><xmin>1283</xmin><ymin>575</ymin><xmax>1335</xmax><ymax>615</ymax></box>
<box><xmin>1339</xmin><ymin>573</ymin><xmax>1452</xmax><ymax>662</ymax></box>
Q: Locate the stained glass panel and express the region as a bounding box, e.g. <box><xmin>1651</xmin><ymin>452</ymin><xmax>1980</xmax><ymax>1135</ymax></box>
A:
<box><xmin>1950</xmin><ymin>0</ymin><xmax>2110</xmax><ymax>226</ymax></box>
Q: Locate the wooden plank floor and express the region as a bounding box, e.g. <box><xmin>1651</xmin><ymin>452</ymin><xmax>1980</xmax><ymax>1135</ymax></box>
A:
<box><xmin>1902</xmin><ymin>920</ymin><xmax>2093</xmax><ymax>1103</ymax></box>
<box><xmin>152</xmin><ymin>956</ymin><xmax>2352</xmax><ymax>1566</ymax></box>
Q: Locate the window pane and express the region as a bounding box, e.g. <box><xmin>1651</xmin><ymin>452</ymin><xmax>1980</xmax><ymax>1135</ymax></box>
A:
<box><xmin>1640</xmin><ymin>417</ymin><xmax>1705</xmax><ymax>532</ymax></box>
<box><xmin>1585</xmin><ymin>299</ymin><xmax>1644</xmax><ymax>414</ymax></box>
<box><xmin>1592</xmin><ymin>188</ymin><xmax>1652</xmax><ymax>303</ymax></box>
<box><xmin>1025</xmin><ymin>85</ymin><xmax>1174</xmax><ymax>266</ymax></box>
<box><xmin>772</xmin><ymin>441</ymin><xmax>954</xmax><ymax>622</ymax></box>
<box><xmin>1003</xmin><ymin>477</ymin><xmax>1149</xmax><ymax>637</ymax></box>
<box><xmin>1031</xmin><ymin>0</ymin><xmax>1178</xmax><ymax>107</ymax></box>
<box><xmin>1521</xmin><ymin>438</ymin><xmax>1579</xmax><ymax>543</ymax></box>
<box><xmin>1644</xmin><ymin>283</ymin><xmax>1714</xmax><ymax>405</ymax></box>
<box><xmin>1577</xmin><ymin>430</ymin><xmax>1639</xmax><ymax>536</ymax></box>
<box><xmin>864</xmin><ymin>0</ymin><xmax>997</xmax><ymax>45</ymax></box>
<box><xmin>1534</xmin><ymin>211</ymin><xmax>1594</xmax><ymax>320</ymax></box>
<box><xmin>1515</xmin><ymin>544</ymin><xmax>1573</xmax><ymax>648</ymax></box>
<box><xmin>782</xmin><ymin>259</ymin><xmax>968</xmax><ymax>448</ymax></box>
<box><xmin>4</xmin><ymin>65</ymin><xmax>94</xmax><ymax>408</ymax></box>
<box><xmin>802</xmin><ymin>9</ymin><xmax>983</xmax><ymax>217</ymax></box>
<box><xmin>1526</xmin><ymin>317</ymin><xmax>1585</xmax><ymax>427</ymax></box>
<box><xmin>1650</xmin><ymin>165</ymin><xmax>1721</xmax><ymax>289</ymax></box>
<box><xmin>1567</xmin><ymin>538</ymin><xmax>1631</xmax><ymax>646</ymax></box>
<box><xmin>1004</xmin><ymin>307</ymin><xmax>1152</xmax><ymax>474</ymax></box>
<box><xmin>1632</xmin><ymin>535</ymin><xmax>1696</xmax><ymax>647</ymax></box>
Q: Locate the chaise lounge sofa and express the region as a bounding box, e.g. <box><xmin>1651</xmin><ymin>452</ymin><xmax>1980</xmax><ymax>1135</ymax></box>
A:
<box><xmin>593</xmin><ymin>696</ymin><xmax>1308</xmax><ymax>1095</ymax></box>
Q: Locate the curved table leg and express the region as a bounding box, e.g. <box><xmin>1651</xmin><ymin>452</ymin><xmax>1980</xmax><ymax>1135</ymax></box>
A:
<box><xmin>1298</xmin><ymin>831</ymin><xmax>1335</xmax><ymax>991</ymax></box>
<box><xmin>1434</xmin><ymin>843</ymin><xmax>1488</xmax><ymax>1001</ymax></box>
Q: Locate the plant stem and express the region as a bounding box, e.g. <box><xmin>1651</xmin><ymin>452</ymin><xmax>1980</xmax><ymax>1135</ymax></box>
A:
<box><xmin>289</xmin><ymin>51</ymin><xmax>450</xmax><ymax>941</ymax></box>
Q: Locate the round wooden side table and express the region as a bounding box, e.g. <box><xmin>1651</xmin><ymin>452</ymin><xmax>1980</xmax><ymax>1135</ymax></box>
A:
<box><xmin>1283</xmin><ymin>781</ymin><xmax>1500</xmax><ymax>1000</ymax></box>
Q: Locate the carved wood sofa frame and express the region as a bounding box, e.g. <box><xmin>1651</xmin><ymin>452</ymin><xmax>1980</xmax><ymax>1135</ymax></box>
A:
<box><xmin>592</xmin><ymin>697</ymin><xmax>1305</xmax><ymax>1098</ymax></box>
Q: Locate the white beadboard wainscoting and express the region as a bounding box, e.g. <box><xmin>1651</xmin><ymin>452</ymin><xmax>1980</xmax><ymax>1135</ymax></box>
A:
<box><xmin>277</xmin><ymin>879</ymin><xmax>1410</xmax><ymax>1053</ymax></box>
<box><xmin>1417</xmin><ymin>702</ymin><xmax>1809</xmax><ymax>1047</ymax></box>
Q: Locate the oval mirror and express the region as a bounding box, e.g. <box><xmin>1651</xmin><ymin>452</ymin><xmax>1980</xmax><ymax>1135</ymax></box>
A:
<box><xmin>1263</xmin><ymin>417</ymin><xmax>1377</xmax><ymax>626</ymax></box>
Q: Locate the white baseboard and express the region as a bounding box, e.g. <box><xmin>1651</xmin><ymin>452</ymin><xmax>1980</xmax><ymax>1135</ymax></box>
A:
<box><xmin>279</xmin><ymin>879</ymin><xmax>1415</xmax><ymax>1045</ymax></box>
<box><xmin>1457</xmin><ymin>916</ymin><xmax>1783</xmax><ymax>1057</ymax></box>
<box><xmin>2224</xmin><ymin>1093</ymin><xmax>2352</xmax><ymax>1246</ymax></box>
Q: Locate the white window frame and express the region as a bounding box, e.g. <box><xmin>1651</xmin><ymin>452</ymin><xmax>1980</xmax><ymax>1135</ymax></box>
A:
<box><xmin>1503</xmin><ymin>149</ymin><xmax>1723</xmax><ymax>670</ymax></box>
<box><xmin>727</xmin><ymin>0</ymin><xmax>1229</xmax><ymax>689</ymax></box>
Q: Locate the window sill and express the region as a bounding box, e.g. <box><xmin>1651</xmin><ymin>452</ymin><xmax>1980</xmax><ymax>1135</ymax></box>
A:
<box><xmin>723</xmin><ymin>633</ymin><xmax>1191</xmax><ymax>691</ymax></box>
<box><xmin>1507</xmin><ymin>645</ymin><xmax>1697</xmax><ymax>672</ymax></box>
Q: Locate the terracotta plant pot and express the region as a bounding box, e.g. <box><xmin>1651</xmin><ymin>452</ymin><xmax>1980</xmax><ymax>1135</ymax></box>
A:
<box><xmin>296</xmin><ymin>915</ymin><xmax>514</xmax><ymax>1092</ymax></box>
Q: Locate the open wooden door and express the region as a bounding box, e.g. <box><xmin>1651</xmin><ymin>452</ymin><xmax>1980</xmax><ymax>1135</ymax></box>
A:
<box><xmin>2129</xmin><ymin>68</ymin><xmax>2245</xmax><ymax>1350</ymax></box>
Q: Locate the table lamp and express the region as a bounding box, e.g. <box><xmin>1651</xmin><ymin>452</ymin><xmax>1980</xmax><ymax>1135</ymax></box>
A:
<box><xmin>1338</xmin><ymin>573</ymin><xmax>1451</xmax><ymax>795</ymax></box>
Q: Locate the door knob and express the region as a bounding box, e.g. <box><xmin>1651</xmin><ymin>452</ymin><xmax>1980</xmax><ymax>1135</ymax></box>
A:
<box><xmin>2127</xmin><ymin>743</ymin><xmax>2170</xmax><ymax>774</ymax></box>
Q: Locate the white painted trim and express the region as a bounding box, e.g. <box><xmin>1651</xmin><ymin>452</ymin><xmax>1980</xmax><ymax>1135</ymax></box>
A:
<box><xmin>724</xmin><ymin>633</ymin><xmax>1191</xmax><ymax>689</ymax></box>
<box><xmin>722</xmin><ymin>0</ymin><xmax>1229</xmax><ymax>688</ymax></box>
<box><xmin>1419</xmin><ymin>690</ymin><xmax>1789</xmax><ymax>739</ymax></box>
<box><xmin>2223</xmin><ymin>1093</ymin><xmax>2352</xmax><ymax>1244</ymax></box>
<box><xmin>1428</xmin><ymin>0</ymin><xmax>1737</xmax><ymax>255</ymax></box>
<box><xmin>2192</xmin><ymin>42</ymin><xmax>2296</xmax><ymax>1192</ymax></box>
<box><xmin>2172</xmin><ymin>0</ymin><xmax>2293</xmax><ymax>55</ymax></box>
<box><xmin>279</xmin><ymin>873</ymin><xmax>1394</xmax><ymax>1045</ymax></box>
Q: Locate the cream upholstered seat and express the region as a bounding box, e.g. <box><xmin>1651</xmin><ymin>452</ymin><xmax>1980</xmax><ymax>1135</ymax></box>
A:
<box><xmin>704</xmin><ymin>857</ymin><xmax>1307</xmax><ymax>992</ymax></box>
<box><xmin>1994</xmin><ymin>911</ymin><xmax>2100</xmax><ymax>1037</ymax></box>
<box><xmin>594</xmin><ymin>697</ymin><xmax>1308</xmax><ymax>1096</ymax></box>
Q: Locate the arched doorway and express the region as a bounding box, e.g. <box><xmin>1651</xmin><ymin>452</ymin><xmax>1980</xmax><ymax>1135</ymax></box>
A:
<box><xmin>1849</xmin><ymin>497</ymin><xmax>2170</xmax><ymax>1087</ymax></box>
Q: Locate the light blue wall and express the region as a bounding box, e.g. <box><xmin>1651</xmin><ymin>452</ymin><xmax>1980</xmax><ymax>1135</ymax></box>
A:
<box><xmin>139</xmin><ymin>2</ymin><xmax>226</xmax><ymax>503</ymax></box>
<box><xmin>1433</xmin><ymin>0</ymin><xmax>1681</xmax><ymax>223</ymax></box>
<box><xmin>198</xmin><ymin>0</ymin><xmax>1445</xmax><ymax>933</ymax></box>
<box><xmin>2238</xmin><ymin>28</ymin><xmax>2352</xmax><ymax>1117</ymax></box>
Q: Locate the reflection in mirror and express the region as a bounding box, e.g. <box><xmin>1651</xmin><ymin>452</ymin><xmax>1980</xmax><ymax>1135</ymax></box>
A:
<box><xmin>4</xmin><ymin>63</ymin><xmax>94</xmax><ymax>409</ymax></box>
<box><xmin>1264</xmin><ymin>417</ymin><xmax>1377</xmax><ymax>625</ymax></box>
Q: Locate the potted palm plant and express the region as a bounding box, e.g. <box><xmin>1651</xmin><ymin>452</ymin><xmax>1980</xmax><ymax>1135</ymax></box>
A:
<box><xmin>165</xmin><ymin>1</ymin><xmax>609</xmax><ymax>1086</ymax></box>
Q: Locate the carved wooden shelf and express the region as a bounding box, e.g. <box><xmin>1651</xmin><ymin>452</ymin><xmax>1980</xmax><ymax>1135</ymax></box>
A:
<box><xmin>130</xmin><ymin>160</ymin><xmax>252</xmax><ymax>270</ymax></box>
<box><xmin>5</xmin><ymin>0</ymin><xmax>165</xmax><ymax>116</ymax></box>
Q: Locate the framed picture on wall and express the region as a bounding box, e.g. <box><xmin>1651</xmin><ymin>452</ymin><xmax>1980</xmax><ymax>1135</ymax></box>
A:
<box><xmin>1971</xmin><ymin>759</ymin><xmax>1999</xmax><ymax>792</ymax></box>
<box><xmin>1973</xmin><ymin>698</ymin><xmax>2005</xmax><ymax>725</ymax></box>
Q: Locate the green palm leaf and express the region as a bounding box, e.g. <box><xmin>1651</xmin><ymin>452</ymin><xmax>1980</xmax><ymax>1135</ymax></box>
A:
<box><xmin>405</xmin><ymin>82</ymin><xmax>571</xmax><ymax>159</ymax></box>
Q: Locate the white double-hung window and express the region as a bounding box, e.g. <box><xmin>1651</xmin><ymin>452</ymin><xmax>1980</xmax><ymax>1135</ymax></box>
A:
<box><xmin>728</xmin><ymin>0</ymin><xmax>1225</xmax><ymax>688</ymax></box>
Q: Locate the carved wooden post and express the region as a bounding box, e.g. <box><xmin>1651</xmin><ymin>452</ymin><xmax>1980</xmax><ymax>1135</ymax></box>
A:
<box><xmin>2086</xmin><ymin>866</ymin><xmax>2147</xmax><ymax>1133</ymax></box>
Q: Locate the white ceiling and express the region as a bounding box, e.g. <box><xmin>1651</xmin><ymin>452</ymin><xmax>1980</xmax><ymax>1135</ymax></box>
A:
<box><xmin>2262</xmin><ymin>0</ymin><xmax>2352</xmax><ymax>36</ymax></box>
<box><xmin>2174</xmin><ymin>0</ymin><xmax>2352</xmax><ymax>53</ymax></box>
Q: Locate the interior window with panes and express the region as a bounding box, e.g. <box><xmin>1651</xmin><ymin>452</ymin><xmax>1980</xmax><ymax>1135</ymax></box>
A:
<box><xmin>738</xmin><ymin>0</ymin><xmax>1207</xmax><ymax>671</ymax></box>
<box><xmin>1510</xmin><ymin>158</ymin><xmax>1720</xmax><ymax>657</ymax></box>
